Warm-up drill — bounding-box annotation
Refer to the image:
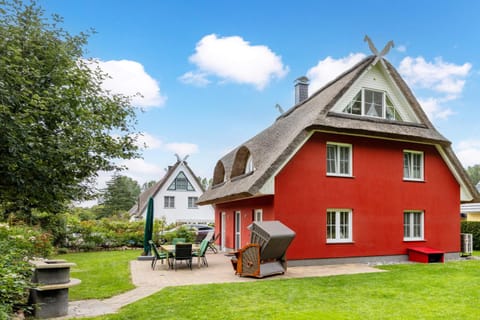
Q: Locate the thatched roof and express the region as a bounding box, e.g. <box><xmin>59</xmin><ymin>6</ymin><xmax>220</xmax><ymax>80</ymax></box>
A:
<box><xmin>198</xmin><ymin>56</ymin><xmax>479</xmax><ymax>205</ymax></box>
<box><xmin>129</xmin><ymin>160</ymin><xmax>205</xmax><ymax>219</ymax></box>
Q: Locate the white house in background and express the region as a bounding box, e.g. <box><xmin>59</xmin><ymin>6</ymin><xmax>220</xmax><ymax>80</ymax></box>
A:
<box><xmin>129</xmin><ymin>156</ymin><xmax>214</xmax><ymax>225</ymax></box>
<box><xmin>461</xmin><ymin>182</ymin><xmax>480</xmax><ymax>221</ymax></box>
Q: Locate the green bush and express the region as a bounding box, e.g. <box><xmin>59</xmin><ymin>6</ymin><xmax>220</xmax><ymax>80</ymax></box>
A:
<box><xmin>0</xmin><ymin>223</ymin><xmax>51</xmax><ymax>318</ymax></box>
<box><xmin>461</xmin><ymin>221</ymin><xmax>480</xmax><ymax>250</ymax></box>
<box><xmin>64</xmin><ymin>217</ymin><xmax>165</xmax><ymax>251</ymax></box>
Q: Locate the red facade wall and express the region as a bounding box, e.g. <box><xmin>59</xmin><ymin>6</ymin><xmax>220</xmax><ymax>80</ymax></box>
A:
<box><xmin>214</xmin><ymin>132</ymin><xmax>460</xmax><ymax>261</ymax></box>
<box><xmin>214</xmin><ymin>196</ymin><xmax>274</xmax><ymax>250</ymax></box>
<box><xmin>275</xmin><ymin>132</ymin><xmax>460</xmax><ymax>260</ymax></box>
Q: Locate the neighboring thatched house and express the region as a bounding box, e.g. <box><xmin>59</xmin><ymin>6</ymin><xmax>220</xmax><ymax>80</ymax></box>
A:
<box><xmin>130</xmin><ymin>156</ymin><xmax>214</xmax><ymax>225</ymax></box>
<box><xmin>198</xmin><ymin>51</ymin><xmax>479</xmax><ymax>265</ymax></box>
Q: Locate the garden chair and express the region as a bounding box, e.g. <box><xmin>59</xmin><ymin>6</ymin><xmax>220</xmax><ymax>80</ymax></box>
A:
<box><xmin>172</xmin><ymin>238</ymin><xmax>186</xmax><ymax>245</ymax></box>
<box><xmin>192</xmin><ymin>239</ymin><xmax>209</xmax><ymax>267</ymax></box>
<box><xmin>232</xmin><ymin>221</ymin><xmax>295</xmax><ymax>278</ymax></box>
<box><xmin>208</xmin><ymin>233</ymin><xmax>220</xmax><ymax>253</ymax></box>
<box><xmin>203</xmin><ymin>231</ymin><xmax>214</xmax><ymax>243</ymax></box>
<box><xmin>173</xmin><ymin>243</ymin><xmax>192</xmax><ymax>271</ymax></box>
<box><xmin>149</xmin><ymin>240</ymin><xmax>168</xmax><ymax>270</ymax></box>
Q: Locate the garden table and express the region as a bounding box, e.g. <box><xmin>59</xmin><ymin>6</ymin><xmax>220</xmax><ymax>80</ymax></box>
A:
<box><xmin>160</xmin><ymin>244</ymin><xmax>201</xmax><ymax>269</ymax></box>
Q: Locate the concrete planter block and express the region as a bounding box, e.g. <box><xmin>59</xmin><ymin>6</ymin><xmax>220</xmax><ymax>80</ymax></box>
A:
<box><xmin>29</xmin><ymin>259</ymin><xmax>81</xmax><ymax>319</ymax></box>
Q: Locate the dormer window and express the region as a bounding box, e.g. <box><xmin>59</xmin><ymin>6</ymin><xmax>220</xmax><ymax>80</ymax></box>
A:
<box><xmin>245</xmin><ymin>155</ymin><xmax>254</xmax><ymax>174</ymax></box>
<box><xmin>167</xmin><ymin>171</ymin><xmax>195</xmax><ymax>191</ymax></box>
<box><xmin>213</xmin><ymin>161</ymin><xmax>226</xmax><ymax>185</ymax></box>
<box><xmin>231</xmin><ymin>146</ymin><xmax>254</xmax><ymax>179</ymax></box>
<box><xmin>343</xmin><ymin>88</ymin><xmax>402</xmax><ymax>121</ymax></box>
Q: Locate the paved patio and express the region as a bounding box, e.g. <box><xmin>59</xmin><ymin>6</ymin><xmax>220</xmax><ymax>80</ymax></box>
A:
<box><xmin>62</xmin><ymin>252</ymin><xmax>384</xmax><ymax>319</ymax></box>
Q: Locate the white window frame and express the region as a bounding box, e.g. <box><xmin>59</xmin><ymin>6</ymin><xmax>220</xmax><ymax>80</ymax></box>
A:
<box><xmin>403</xmin><ymin>211</ymin><xmax>424</xmax><ymax>241</ymax></box>
<box><xmin>326</xmin><ymin>209</ymin><xmax>353</xmax><ymax>243</ymax></box>
<box><xmin>245</xmin><ymin>155</ymin><xmax>254</xmax><ymax>174</ymax></box>
<box><xmin>326</xmin><ymin>142</ymin><xmax>352</xmax><ymax>177</ymax></box>
<box><xmin>188</xmin><ymin>196</ymin><xmax>198</xmax><ymax>209</ymax></box>
<box><xmin>254</xmin><ymin>209</ymin><xmax>263</xmax><ymax>222</ymax></box>
<box><xmin>403</xmin><ymin>150</ymin><xmax>424</xmax><ymax>181</ymax></box>
<box><xmin>343</xmin><ymin>88</ymin><xmax>402</xmax><ymax>121</ymax></box>
<box><xmin>164</xmin><ymin>196</ymin><xmax>175</xmax><ymax>209</ymax></box>
<box><xmin>235</xmin><ymin>211</ymin><xmax>241</xmax><ymax>250</ymax></box>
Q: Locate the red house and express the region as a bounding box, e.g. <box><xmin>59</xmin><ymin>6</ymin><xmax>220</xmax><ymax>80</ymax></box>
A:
<box><xmin>197</xmin><ymin>53</ymin><xmax>479</xmax><ymax>265</ymax></box>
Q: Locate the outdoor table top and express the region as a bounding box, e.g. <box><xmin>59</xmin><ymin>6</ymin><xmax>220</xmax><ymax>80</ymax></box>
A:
<box><xmin>160</xmin><ymin>243</ymin><xmax>200</xmax><ymax>252</ymax></box>
<box><xmin>160</xmin><ymin>243</ymin><xmax>202</xmax><ymax>269</ymax></box>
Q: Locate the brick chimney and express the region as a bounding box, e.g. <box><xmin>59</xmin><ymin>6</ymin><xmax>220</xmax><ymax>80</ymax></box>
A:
<box><xmin>294</xmin><ymin>76</ymin><xmax>309</xmax><ymax>104</ymax></box>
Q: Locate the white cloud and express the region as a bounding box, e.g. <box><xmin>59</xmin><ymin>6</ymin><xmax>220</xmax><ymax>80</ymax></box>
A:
<box><xmin>178</xmin><ymin>71</ymin><xmax>210</xmax><ymax>87</ymax></box>
<box><xmin>306</xmin><ymin>53</ymin><xmax>367</xmax><ymax>93</ymax></box>
<box><xmin>95</xmin><ymin>59</ymin><xmax>167</xmax><ymax>108</ymax></box>
<box><xmin>398</xmin><ymin>56</ymin><xmax>471</xmax><ymax>121</ymax></box>
<box><xmin>455</xmin><ymin>140</ymin><xmax>480</xmax><ymax>167</ymax></box>
<box><xmin>136</xmin><ymin>132</ymin><xmax>162</xmax><ymax>150</ymax></box>
<box><xmin>396</xmin><ymin>45</ymin><xmax>407</xmax><ymax>53</ymax></box>
<box><xmin>398</xmin><ymin>56</ymin><xmax>471</xmax><ymax>96</ymax></box>
<box><xmin>182</xmin><ymin>34</ymin><xmax>289</xmax><ymax>90</ymax></box>
<box><xmin>165</xmin><ymin>143</ymin><xmax>199</xmax><ymax>158</ymax></box>
<box><xmin>118</xmin><ymin>158</ymin><xmax>164</xmax><ymax>184</ymax></box>
<box><xmin>417</xmin><ymin>97</ymin><xmax>454</xmax><ymax>120</ymax></box>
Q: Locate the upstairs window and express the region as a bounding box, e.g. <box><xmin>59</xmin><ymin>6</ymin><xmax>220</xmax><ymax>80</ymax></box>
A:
<box><xmin>164</xmin><ymin>196</ymin><xmax>175</xmax><ymax>208</ymax></box>
<box><xmin>213</xmin><ymin>161</ymin><xmax>226</xmax><ymax>185</ymax></box>
<box><xmin>168</xmin><ymin>171</ymin><xmax>195</xmax><ymax>191</ymax></box>
<box><xmin>326</xmin><ymin>142</ymin><xmax>352</xmax><ymax>177</ymax></box>
<box><xmin>403</xmin><ymin>150</ymin><xmax>424</xmax><ymax>181</ymax></box>
<box><xmin>231</xmin><ymin>146</ymin><xmax>254</xmax><ymax>179</ymax></box>
<box><xmin>245</xmin><ymin>155</ymin><xmax>254</xmax><ymax>174</ymax></box>
<box><xmin>188</xmin><ymin>197</ymin><xmax>198</xmax><ymax>209</ymax></box>
<box><xmin>343</xmin><ymin>88</ymin><xmax>402</xmax><ymax>121</ymax></box>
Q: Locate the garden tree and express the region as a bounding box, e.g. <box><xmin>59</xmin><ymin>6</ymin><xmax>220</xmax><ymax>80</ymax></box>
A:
<box><xmin>0</xmin><ymin>1</ymin><xmax>141</xmax><ymax>220</ymax></box>
<box><xmin>198</xmin><ymin>177</ymin><xmax>212</xmax><ymax>190</ymax></box>
<box><xmin>466</xmin><ymin>164</ymin><xmax>480</xmax><ymax>186</ymax></box>
<box><xmin>141</xmin><ymin>180</ymin><xmax>156</xmax><ymax>191</ymax></box>
<box><xmin>99</xmin><ymin>174</ymin><xmax>141</xmax><ymax>218</ymax></box>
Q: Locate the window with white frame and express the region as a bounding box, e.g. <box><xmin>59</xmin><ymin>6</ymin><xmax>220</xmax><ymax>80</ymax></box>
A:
<box><xmin>188</xmin><ymin>197</ymin><xmax>198</xmax><ymax>209</ymax></box>
<box><xmin>403</xmin><ymin>150</ymin><xmax>424</xmax><ymax>181</ymax></box>
<box><xmin>404</xmin><ymin>211</ymin><xmax>424</xmax><ymax>241</ymax></box>
<box><xmin>164</xmin><ymin>196</ymin><xmax>175</xmax><ymax>208</ymax></box>
<box><xmin>343</xmin><ymin>88</ymin><xmax>402</xmax><ymax>121</ymax></box>
<box><xmin>245</xmin><ymin>155</ymin><xmax>254</xmax><ymax>174</ymax></box>
<box><xmin>254</xmin><ymin>209</ymin><xmax>263</xmax><ymax>222</ymax></box>
<box><xmin>326</xmin><ymin>209</ymin><xmax>352</xmax><ymax>243</ymax></box>
<box><xmin>167</xmin><ymin>171</ymin><xmax>195</xmax><ymax>191</ymax></box>
<box><xmin>326</xmin><ymin>142</ymin><xmax>352</xmax><ymax>176</ymax></box>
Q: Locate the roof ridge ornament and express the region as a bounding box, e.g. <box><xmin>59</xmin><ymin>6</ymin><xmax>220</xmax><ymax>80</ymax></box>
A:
<box><xmin>174</xmin><ymin>153</ymin><xmax>189</xmax><ymax>163</ymax></box>
<box><xmin>363</xmin><ymin>35</ymin><xmax>394</xmax><ymax>66</ymax></box>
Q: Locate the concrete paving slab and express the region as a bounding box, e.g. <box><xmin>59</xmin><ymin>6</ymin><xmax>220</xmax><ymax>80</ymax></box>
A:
<box><xmin>57</xmin><ymin>252</ymin><xmax>384</xmax><ymax>319</ymax></box>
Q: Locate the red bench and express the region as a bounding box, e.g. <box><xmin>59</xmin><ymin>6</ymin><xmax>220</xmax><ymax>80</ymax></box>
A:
<box><xmin>408</xmin><ymin>247</ymin><xmax>444</xmax><ymax>263</ymax></box>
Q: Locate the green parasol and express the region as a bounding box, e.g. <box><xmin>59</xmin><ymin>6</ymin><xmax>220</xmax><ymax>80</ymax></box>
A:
<box><xmin>143</xmin><ymin>197</ymin><xmax>154</xmax><ymax>255</ymax></box>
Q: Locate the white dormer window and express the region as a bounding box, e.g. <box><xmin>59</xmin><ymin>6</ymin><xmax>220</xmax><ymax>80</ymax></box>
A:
<box><xmin>343</xmin><ymin>88</ymin><xmax>402</xmax><ymax>121</ymax></box>
<box><xmin>245</xmin><ymin>155</ymin><xmax>254</xmax><ymax>174</ymax></box>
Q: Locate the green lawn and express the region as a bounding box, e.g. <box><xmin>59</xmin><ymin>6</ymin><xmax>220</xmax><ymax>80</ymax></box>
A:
<box><xmin>54</xmin><ymin>249</ymin><xmax>141</xmax><ymax>300</ymax></box>
<box><xmin>57</xmin><ymin>250</ymin><xmax>480</xmax><ymax>319</ymax></box>
<box><xmin>83</xmin><ymin>260</ymin><xmax>480</xmax><ymax>320</ymax></box>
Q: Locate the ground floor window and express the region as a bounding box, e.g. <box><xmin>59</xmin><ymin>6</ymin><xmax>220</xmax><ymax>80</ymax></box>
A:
<box><xmin>326</xmin><ymin>209</ymin><xmax>352</xmax><ymax>243</ymax></box>
<box><xmin>404</xmin><ymin>211</ymin><xmax>424</xmax><ymax>241</ymax></box>
<box><xmin>254</xmin><ymin>209</ymin><xmax>263</xmax><ymax>221</ymax></box>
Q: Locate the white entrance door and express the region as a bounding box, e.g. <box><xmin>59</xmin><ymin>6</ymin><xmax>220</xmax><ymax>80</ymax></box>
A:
<box><xmin>235</xmin><ymin>211</ymin><xmax>241</xmax><ymax>250</ymax></box>
<box><xmin>221</xmin><ymin>212</ymin><xmax>226</xmax><ymax>252</ymax></box>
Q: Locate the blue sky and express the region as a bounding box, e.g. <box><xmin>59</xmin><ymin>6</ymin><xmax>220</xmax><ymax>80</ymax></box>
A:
<box><xmin>38</xmin><ymin>1</ymin><xmax>480</xmax><ymax>199</ymax></box>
